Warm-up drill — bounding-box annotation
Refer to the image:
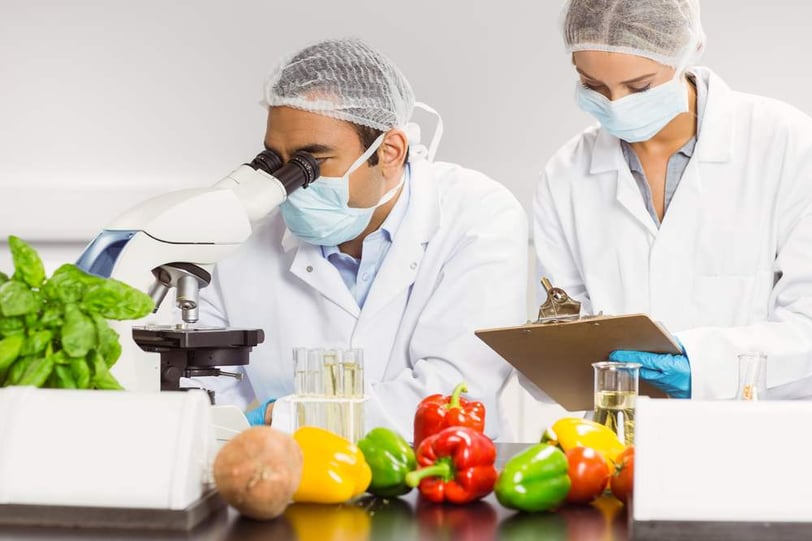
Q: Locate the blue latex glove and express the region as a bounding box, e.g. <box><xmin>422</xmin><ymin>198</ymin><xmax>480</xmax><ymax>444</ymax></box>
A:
<box><xmin>245</xmin><ymin>397</ymin><xmax>276</xmax><ymax>426</ymax></box>
<box><xmin>608</xmin><ymin>342</ymin><xmax>691</xmax><ymax>398</ymax></box>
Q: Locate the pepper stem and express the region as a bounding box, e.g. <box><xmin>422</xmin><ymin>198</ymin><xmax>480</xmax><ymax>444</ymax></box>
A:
<box><xmin>446</xmin><ymin>382</ymin><xmax>468</xmax><ymax>410</ymax></box>
<box><xmin>405</xmin><ymin>461</ymin><xmax>452</xmax><ymax>487</ymax></box>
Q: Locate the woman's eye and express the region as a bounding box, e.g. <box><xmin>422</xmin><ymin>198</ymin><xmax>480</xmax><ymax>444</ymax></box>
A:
<box><xmin>629</xmin><ymin>83</ymin><xmax>652</xmax><ymax>93</ymax></box>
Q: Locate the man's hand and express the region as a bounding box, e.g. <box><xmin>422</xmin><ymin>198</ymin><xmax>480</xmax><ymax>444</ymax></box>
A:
<box><xmin>246</xmin><ymin>398</ymin><xmax>276</xmax><ymax>425</ymax></box>
<box><xmin>264</xmin><ymin>401</ymin><xmax>274</xmax><ymax>425</ymax></box>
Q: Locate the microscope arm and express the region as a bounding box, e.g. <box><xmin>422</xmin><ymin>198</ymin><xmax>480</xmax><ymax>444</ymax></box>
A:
<box><xmin>214</xmin><ymin>165</ymin><xmax>289</xmax><ymax>224</ymax></box>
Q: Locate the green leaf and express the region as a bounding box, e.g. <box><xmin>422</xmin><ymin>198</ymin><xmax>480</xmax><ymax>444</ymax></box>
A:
<box><xmin>0</xmin><ymin>317</ymin><xmax>25</xmax><ymax>337</ymax></box>
<box><xmin>54</xmin><ymin>365</ymin><xmax>77</xmax><ymax>389</ymax></box>
<box><xmin>0</xmin><ymin>271</ymin><xmax>8</xmax><ymax>285</ymax></box>
<box><xmin>4</xmin><ymin>356</ymin><xmax>31</xmax><ymax>386</ymax></box>
<box><xmin>87</xmin><ymin>349</ymin><xmax>122</xmax><ymax>389</ymax></box>
<box><xmin>17</xmin><ymin>355</ymin><xmax>55</xmax><ymax>387</ymax></box>
<box><xmin>0</xmin><ymin>281</ymin><xmax>38</xmax><ymax>317</ymax></box>
<box><xmin>92</xmin><ymin>315</ymin><xmax>121</xmax><ymax>367</ymax></box>
<box><xmin>49</xmin><ymin>350</ymin><xmax>69</xmax><ymax>365</ymax></box>
<box><xmin>80</xmin><ymin>279</ymin><xmax>154</xmax><ymax>320</ymax></box>
<box><xmin>88</xmin><ymin>349</ymin><xmax>107</xmax><ymax>378</ymax></box>
<box><xmin>43</xmin><ymin>264</ymin><xmax>104</xmax><ymax>304</ymax></box>
<box><xmin>8</xmin><ymin>236</ymin><xmax>45</xmax><ymax>289</ymax></box>
<box><xmin>20</xmin><ymin>330</ymin><xmax>52</xmax><ymax>357</ymax></box>
<box><xmin>61</xmin><ymin>305</ymin><xmax>97</xmax><ymax>357</ymax></box>
<box><xmin>93</xmin><ymin>371</ymin><xmax>124</xmax><ymax>390</ymax></box>
<box><xmin>70</xmin><ymin>357</ymin><xmax>91</xmax><ymax>389</ymax></box>
<box><xmin>0</xmin><ymin>334</ymin><xmax>24</xmax><ymax>373</ymax></box>
<box><xmin>40</xmin><ymin>304</ymin><xmax>63</xmax><ymax>329</ymax></box>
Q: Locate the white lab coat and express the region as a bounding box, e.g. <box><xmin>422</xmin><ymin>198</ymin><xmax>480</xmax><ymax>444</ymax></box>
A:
<box><xmin>199</xmin><ymin>158</ymin><xmax>528</xmax><ymax>439</ymax></box>
<box><xmin>534</xmin><ymin>67</ymin><xmax>812</xmax><ymax>400</ymax></box>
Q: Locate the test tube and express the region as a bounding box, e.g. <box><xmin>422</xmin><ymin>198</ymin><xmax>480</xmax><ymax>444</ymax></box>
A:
<box><xmin>342</xmin><ymin>348</ymin><xmax>364</xmax><ymax>442</ymax></box>
<box><xmin>293</xmin><ymin>347</ymin><xmax>308</xmax><ymax>395</ymax></box>
<box><xmin>341</xmin><ymin>348</ymin><xmax>364</xmax><ymax>398</ymax></box>
<box><xmin>322</xmin><ymin>349</ymin><xmax>341</xmax><ymax>396</ymax></box>
<box><xmin>307</xmin><ymin>348</ymin><xmax>323</xmax><ymax>395</ymax></box>
<box><xmin>294</xmin><ymin>347</ymin><xmax>326</xmax><ymax>428</ymax></box>
<box><xmin>293</xmin><ymin>347</ymin><xmax>307</xmax><ymax>428</ymax></box>
<box><xmin>322</xmin><ymin>349</ymin><xmax>342</xmax><ymax>436</ymax></box>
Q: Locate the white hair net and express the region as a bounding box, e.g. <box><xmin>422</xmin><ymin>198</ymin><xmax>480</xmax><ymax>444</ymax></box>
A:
<box><xmin>263</xmin><ymin>38</ymin><xmax>415</xmax><ymax>132</ymax></box>
<box><xmin>562</xmin><ymin>0</ymin><xmax>706</xmax><ymax>68</ymax></box>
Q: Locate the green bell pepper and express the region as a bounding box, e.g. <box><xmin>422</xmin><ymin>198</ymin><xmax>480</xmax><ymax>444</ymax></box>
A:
<box><xmin>357</xmin><ymin>427</ymin><xmax>417</xmax><ymax>497</ymax></box>
<box><xmin>495</xmin><ymin>443</ymin><xmax>571</xmax><ymax>513</ymax></box>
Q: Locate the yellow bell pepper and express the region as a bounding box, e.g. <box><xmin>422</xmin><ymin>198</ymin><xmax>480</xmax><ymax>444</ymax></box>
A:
<box><xmin>541</xmin><ymin>417</ymin><xmax>626</xmax><ymax>463</ymax></box>
<box><xmin>292</xmin><ymin>426</ymin><xmax>372</xmax><ymax>503</ymax></box>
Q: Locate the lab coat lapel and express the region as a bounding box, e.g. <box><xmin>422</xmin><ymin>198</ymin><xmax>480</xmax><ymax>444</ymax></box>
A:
<box><xmin>283</xmin><ymin>230</ymin><xmax>361</xmax><ymax>319</ymax></box>
<box><xmin>692</xmin><ymin>67</ymin><xmax>735</xmax><ymax>164</ymax></box>
<box><xmin>590</xmin><ymin>128</ymin><xmax>659</xmax><ymax>237</ymax></box>
<box><xmin>659</xmin><ymin>68</ymin><xmax>735</xmax><ymax>233</ymax></box>
<box><xmin>358</xmin><ymin>161</ymin><xmax>439</xmax><ymax>322</ymax></box>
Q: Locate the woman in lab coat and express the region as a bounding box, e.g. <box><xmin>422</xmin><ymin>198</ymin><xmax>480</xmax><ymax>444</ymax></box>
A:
<box><xmin>534</xmin><ymin>0</ymin><xmax>812</xmax><ymax>399</ymax></box>
<box><xmin>200</xmin><ymin>39</ymin><xmax>528</xmax><ymax>438</ymax></box>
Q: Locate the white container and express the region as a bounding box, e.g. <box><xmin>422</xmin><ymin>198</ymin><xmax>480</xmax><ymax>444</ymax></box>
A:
<box><xmin>0</xmin><ymin>387</ymin><xmax>212</xmax><ymax>510</ymax></box>
<box><xmin>634</xmin><ymin>397</ymin><xmax>812</xmax><ymax>523</ymax></box>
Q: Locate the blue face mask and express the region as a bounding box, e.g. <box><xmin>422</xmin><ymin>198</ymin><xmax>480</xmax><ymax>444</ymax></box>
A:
<box><xmin>575</xmin><ymin>75</ymin><xmax>689</xmax><ymax>143</ymax></box>
<box><xmin>280</xmin><ymin>133</ymin><xmax>403</xmax><ymax>246</ymax></box>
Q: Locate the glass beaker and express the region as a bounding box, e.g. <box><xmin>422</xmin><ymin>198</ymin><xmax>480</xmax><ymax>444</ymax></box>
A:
<box><xmin>592</xmin><ymin>361</ymin><xmax>640</xmax><ymax>446</ymax></box>
<box><xmin>736</xmin><ymin>352</ymin><xmax>767</xmax><ymax>401</ymax></box>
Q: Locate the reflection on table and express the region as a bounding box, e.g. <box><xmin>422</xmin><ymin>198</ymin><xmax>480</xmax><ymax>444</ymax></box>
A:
<box><xmin>224</xmin><ymin>490</ymin><xmax>628</xmax><ymax>541</ymax></box>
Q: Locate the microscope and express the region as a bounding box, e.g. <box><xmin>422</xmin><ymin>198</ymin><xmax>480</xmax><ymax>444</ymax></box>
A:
<box><xmin>76</xmin><ymin>149</ymin><xmax>319</xmax><ymax>400</ymax></box>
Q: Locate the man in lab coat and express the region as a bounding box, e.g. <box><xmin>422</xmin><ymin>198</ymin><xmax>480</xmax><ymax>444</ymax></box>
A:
<box><xmin>199</xmin><ymin>38</ymin><xmax>528</xmax><ymax>439</ymax></box>
<box><xmin>535</xmin><ymin>0</ymin><xmax>812</xmax><ymax>400</ymax></box>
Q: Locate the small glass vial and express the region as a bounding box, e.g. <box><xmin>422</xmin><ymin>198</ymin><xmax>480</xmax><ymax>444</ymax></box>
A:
<box><xmin>736</xmin><ymin>352</ymin><xmax>767</xmax><ymax>401</ymax></box>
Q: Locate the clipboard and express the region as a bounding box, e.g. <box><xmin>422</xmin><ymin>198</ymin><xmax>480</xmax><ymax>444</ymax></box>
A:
<box><xmin>475</xmin><ymin>279</ymin><xmax>681</xmax><ymax>410</ymax></box>
<box><xmin>476</xmin><ymin>314</ymin><xmax>679</xmax><ymax>410</ymax></box>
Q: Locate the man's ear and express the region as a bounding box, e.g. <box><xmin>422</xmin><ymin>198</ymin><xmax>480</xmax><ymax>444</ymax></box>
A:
<box><xmin>378</xmin><ymin>129</ymin><xmax>409</xmax><ymax>178</ymax></box>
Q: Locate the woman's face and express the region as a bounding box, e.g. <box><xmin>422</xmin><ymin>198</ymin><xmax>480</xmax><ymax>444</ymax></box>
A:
<box><xmin>573</xmin><ymin>51</ymin><xmax>676</xmax><ymax>101</ymax></box>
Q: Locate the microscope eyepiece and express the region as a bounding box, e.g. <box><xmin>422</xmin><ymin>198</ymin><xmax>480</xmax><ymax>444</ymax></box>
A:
<box><xmin>273</xmin><ymin>151</ymin><xmax>320</xmax><ymax>194</ymax></box>
<box><xmin>248</xmin><ymin>150</ymin><xmax>284</xmax><ymax>175</ymax></box>
<box><xmin>246</xmin><ymin>149</ymin><xmax>320</xmax><ymax>195</ymax></box>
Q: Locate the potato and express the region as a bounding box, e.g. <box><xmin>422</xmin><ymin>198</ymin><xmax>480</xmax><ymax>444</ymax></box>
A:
<box><xmin>213</xmin><ymin>426</ymin><xmax>303</xmax><ymax>520</ymax></box>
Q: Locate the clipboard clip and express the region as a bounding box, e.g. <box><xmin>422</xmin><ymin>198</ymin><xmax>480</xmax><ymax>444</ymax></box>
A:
<box><xmin>535</xmin><ymin>277</ymin><xmax>583</xmax><ymax>324</ymax></box>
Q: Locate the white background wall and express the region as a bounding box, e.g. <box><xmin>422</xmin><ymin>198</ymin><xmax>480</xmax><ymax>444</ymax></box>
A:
<box><xmin>2</xmin><ymin>0</ymin><xmax>811</xmax><ymax>439</ymax></box>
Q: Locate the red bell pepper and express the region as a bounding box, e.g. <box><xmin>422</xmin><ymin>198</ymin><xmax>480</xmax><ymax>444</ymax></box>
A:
<box><xmin>405</xmin><ymin>426</ymin><xmax>497</xmax><ymax>504</ymax></box>
<box><xmin>413</xmin><ymin>382</ymin><xmax>485</xmax><ymax>448</ymax></box>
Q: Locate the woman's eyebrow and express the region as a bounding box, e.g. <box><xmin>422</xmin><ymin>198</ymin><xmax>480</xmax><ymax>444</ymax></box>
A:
<box><xmin>576</xmin><ymin>67</ymin><xmax>656</xmax><ymax>85</ymax></box>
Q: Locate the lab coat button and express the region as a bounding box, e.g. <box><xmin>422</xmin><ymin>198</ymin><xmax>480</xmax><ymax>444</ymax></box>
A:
<box><xmin>410</xmin><ymin>262</ymin><xmax>418</xmax><ymax>270</ymax></box>
<box><xmin>306</xmin><ymin>265</ymin><xmax>313</xmax><ymax>273</ymax></box>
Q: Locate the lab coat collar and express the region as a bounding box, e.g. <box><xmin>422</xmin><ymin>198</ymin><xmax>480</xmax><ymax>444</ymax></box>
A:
<box><xmin>287</xmin><ymin>240</ymin><xmax>361</xmax><ymax>318</ymax></box>
<box><xmin>589</xmin><ymin>127</ymin><xmax>621</xmax><ymax>175</ymax></box>
<box><xmin>588</xmin><ymin>66</ymin><xmax>734</xmax><ymax>175</ymax></box>
<box><xmin>401</xmin><ymin>158</ymin><xmax>441</xmax><ymax>244</ymax></box>
<box><xmin>692</xmin><ymin>67</ymin><xmax>734</xmax><ymax>163</ymax></box>
<box><xmin>281</xmin><ymin>226</ymin><xmax>298</xmax><ymax>253</ymax></box>
<box><xmin>355</xmin><ymin>158</ymin><xmax>440</xmax><ymax>321</ymax></box>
